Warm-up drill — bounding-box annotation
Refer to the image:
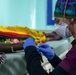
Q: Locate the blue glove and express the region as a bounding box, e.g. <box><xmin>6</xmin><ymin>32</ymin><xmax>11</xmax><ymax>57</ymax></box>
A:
<box><xmin>23</xmin><ymin>37</ymin><xmax>36</xmax><ymax>49</ymax></box>
<box><xmin>23</xmin><ymin>37</ymin><xmax>43</xmax><ymax>62</ymax></box>
<box><xmin>38</xmin><ymin>43</ymin><xmax>55</xmax><ymax>60</ymax></box>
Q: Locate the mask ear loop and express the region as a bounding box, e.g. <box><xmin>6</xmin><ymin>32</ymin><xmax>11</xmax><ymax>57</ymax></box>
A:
<box><xmin>63</xmin><ymin>0</ymin><xmax>68</xmax><ymax>22</ymax></box>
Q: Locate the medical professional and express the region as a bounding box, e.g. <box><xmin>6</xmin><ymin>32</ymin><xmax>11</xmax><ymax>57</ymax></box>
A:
<box><xmin>44</xmin><ymin>13</ymin><xmax>72</xmax><ymax>41</ymax></box>
<box><xmin>23</xmin><ymin>0</ymin><xmax>76</xmax><ymax>75</ymax></box>
<box><xmin>45</xmin><ymin>18</ymin><xmax>72</xmax><ymax>41</ymax></box>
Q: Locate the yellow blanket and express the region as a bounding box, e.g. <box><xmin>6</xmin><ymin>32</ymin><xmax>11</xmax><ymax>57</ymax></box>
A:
<box><xmin>0</xmin><ymin>26</ymin><xmax>46</xmax><ymax>43</ymax></box>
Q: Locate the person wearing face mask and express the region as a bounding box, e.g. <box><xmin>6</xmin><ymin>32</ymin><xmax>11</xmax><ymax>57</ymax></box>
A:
<box><xmin>45</xmin><ymin>18</ymin><xmax>72</xmax><ymax>41</ymax></box>
<box><xmin>23</xmin><ymin>0</ymin><xmax>76</xmax><ymax>75</ymax></box>
<box><xmin>55</xmin><ymin>22</ymin><xmax>72</xmax><ymax>38</ymax></box>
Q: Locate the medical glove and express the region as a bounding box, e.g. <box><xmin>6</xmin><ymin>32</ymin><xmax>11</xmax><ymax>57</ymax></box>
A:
<box><xmin>23</xmin><ymin>37</ymin><xmax>36</xmax><ymax>49</ymax></box>
<box><xmin>38</xmin><ymin>44</ymin><xmax>55</xmax><ymax>60</ymax></box>
<box><xmin>23</xmin><ymin>37</ymin><xmax>43</xmax><ymax>62</ymax></box>
<box><xmin>23</xmin><ymin>37</ymin><xmax>41</xmax><ymax>54</ymax></box>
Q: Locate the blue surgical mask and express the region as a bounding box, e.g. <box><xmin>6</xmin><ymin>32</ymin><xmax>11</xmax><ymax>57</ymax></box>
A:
<box><xmin>55</xmin><ymin>22</ymin><xmax>72</xmax><ymax>38</ymax></box>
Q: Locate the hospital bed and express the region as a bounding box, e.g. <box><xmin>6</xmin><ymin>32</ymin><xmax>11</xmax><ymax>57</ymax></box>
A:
<box><xmin>0</xmin><ymin>30</ymin><xmax>70</xmax><ymax>75</ymax></box>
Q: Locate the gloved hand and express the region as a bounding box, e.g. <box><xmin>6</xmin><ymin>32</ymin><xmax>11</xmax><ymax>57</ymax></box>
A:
<box><xmin>23</xmin><ymin>37</ymin><xmax>36</xmax><ymax>49</ymax></box>
<box><xmin>38</xmin><ymin>43</ymin><xmax>55</xmax><ymax>60</ymax></box>
<box><xmin>23</xmin><ymin>37</ymin><xmax>43</xmax><ymax>62</ymax></box>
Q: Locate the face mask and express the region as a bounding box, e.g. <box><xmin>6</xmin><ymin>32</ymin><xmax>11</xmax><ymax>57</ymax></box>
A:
<box><xmin>55</xmin><ymin>22</ymin><xmax>72</xmax><ymax>38</ymax></box>
<box><xmin>54</xmin><ymin>23</ymin><xmax>61</xmax><ymax>29</ymax></box>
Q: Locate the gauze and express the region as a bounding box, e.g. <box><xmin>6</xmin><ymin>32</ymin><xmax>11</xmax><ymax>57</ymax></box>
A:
<box><xmin>55</xmin><ymin>22</ymin><xmax>72</xmax><ymax>38</ymax></box>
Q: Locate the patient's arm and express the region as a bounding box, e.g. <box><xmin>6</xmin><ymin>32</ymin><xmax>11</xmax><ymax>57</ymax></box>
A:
<box><xmin>45</xmin><ymin>31</ymin><xmax>62</xmax><ymax>41</ymax></box>
<box><xmin>0</xmin><ymin>43</ymin><xmax>23</xmax><ymax>53</ymax></box>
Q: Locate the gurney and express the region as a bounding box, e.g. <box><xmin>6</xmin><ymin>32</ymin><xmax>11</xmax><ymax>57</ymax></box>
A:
<box><xmin>0</xmin><ymin>27</ymin><xmax>69</xmax><ymax>75</ymax></box>
<box><xmin>0</xmin><ymin>26</ymin><xmax>46</xmax><ymax>75</ymax></box>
